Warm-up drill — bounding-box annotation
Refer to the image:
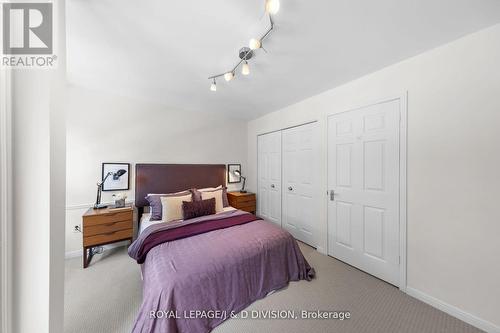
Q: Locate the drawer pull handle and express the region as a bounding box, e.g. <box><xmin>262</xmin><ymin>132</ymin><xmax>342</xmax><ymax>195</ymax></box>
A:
<box><xmin>270</xmin><ymin>184</ymin><xmax>275</xmax><ymax>188</ymax></box>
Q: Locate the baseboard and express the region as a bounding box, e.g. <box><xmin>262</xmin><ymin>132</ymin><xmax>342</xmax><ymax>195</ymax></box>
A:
<box><xmin>406</xmin><ymin>287</ymin><xmax>500</xmax><ymax>333</ymax></box>
<box><xmin>65</xmin><ymin>241</ymin><xmax>129</xmax><ymax>259</ymax></box>
<box><xmin>316</xmin><ymin>246</ymin><xmax>327</xmax><ymax>255</ymax></box>
<box><xmin>65</xmin><ymin>249</ymin><xmax>82</xmax><ymax>259</ymax></box>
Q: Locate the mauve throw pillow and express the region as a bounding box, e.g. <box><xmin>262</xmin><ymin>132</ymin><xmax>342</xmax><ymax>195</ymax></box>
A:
<box><xmin>146</xmin><ymin>190</ymin><xmax>192</xmax><ymax>221</ymax></box>
<box><xmin>182</xmin><ymin>198</ymin><xmax>216</xmax><ymax>220</ymax></box>
<box><xmin>193</xmin><ymin>186</ymin><xmax>229</xmax><ymax>207</ymax></box>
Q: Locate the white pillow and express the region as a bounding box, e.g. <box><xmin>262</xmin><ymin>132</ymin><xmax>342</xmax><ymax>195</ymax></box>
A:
<box><xmin>160</xmin><ymin>194</ymin><xmax>192</xmax><ymax>223</ymax></box>
<box><xmin>198</xmin><ymin>185</ymin><xmax>223</xmax><ymax>192</ymax></box>
<box><xmin>201</xmin><ymin>190</ymin><xmax>223</xmax><ymax>213</ymax></box>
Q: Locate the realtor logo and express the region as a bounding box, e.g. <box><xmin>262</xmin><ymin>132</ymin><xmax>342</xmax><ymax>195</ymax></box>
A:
<box><xmin>2</xmin><ymin>2</ymin><xmax>52</xmax><ymax>54</ymax></box>
<box><xmin>1</xmin><ymin>2</ymin><xmax>56</xmax><ymax>67</ymax></box>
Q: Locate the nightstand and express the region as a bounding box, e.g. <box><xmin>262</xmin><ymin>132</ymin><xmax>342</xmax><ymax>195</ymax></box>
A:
<box><xmin>227</xmin><ymin>191</ymin><xmax>256</xmax><ymax>214</ymax></box>
<box><xmin>82</xmin><ymin>206</ymin><xmax>134</xmax><ymax>268</ymax></box>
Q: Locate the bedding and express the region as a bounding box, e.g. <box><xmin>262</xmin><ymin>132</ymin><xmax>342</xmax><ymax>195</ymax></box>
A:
<box><xmin>200</xmin><ymin>190</ymin><xmax>223</xmax><ymax>213</ymax></box>
<box><xmin>128</xmin><ymin>209</ymin><xmax>314</xmax><ymax>333</ymax></box>
<box><xmin>139</xmin><ymin>207</ymin><xmax>238</xmax><ymax>234</ymax></box>
<box><xmin>193</xmin><ymin>185</ymin><xmax>229</xmax><ymax>207</ymax></box>
<box><xmin>139</xmin><ymin>213</ymin><xmax>161</xmax><ymax>234</ymax></box>
<box><xmin>182</xmin><ymin>198</ymin><xmax>216</xmax><ymax>219</ymax></box>
<box><xmin>160</xmin><ymin>193</ymin><xmax>193</xmax><ymax>223</ymax></box>
<box><xmin>146</xmin><ymin>190</ymin><xmax>192</xmax><ymax>221</ymax></box>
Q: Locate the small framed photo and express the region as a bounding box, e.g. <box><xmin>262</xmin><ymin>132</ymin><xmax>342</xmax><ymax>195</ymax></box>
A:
<box><xmin>102</xmin><ymin>163</ymin><xmax>130</xmax><ymax>191</ymax></box>
<box><xmin>227</xmin><ymin>164</ymin><xmax>241</xmax><ymax>183</ymax></box>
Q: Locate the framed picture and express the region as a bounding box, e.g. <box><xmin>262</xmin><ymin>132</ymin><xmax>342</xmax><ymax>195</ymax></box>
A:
<box><xmin>102</xmin><ymin>163</ymin><xmax>130</xmax><ymax>191</ymax></box>
<box><xmin>227</xmin><ymin>164</ymin><xmax>241</xmax><ymax>183</ymax></box>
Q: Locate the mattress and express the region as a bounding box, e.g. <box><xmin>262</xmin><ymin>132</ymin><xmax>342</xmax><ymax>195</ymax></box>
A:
<box><xmin>139</xmin><ymin>206</ymin><xmax>237</xmax><ymax>234</ymax></box>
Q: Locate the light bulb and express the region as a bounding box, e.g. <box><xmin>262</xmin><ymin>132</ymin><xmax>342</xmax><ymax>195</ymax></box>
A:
<box><xmin>265</xmin><ymin>0</ymin><xmax>280</xmax><ymax>15</ymax></box>
<box><xmin>249</xmin><ymin>38</ymin><xmax>261</xmax><ymax>50</ymax></box>
<box><xmin>210</xmin><ymin>81</ymin><xmax>217</xmax><ymax>91</ymax></box>
<box><xmin>224</xmin><ymin>72</ymin><xmax>234</xmax><ymax>81</ymax></box>
<box><xmin>241</xmin><ymin>62</ymin><xmax>250</xmax><ymax>75</ymax></box>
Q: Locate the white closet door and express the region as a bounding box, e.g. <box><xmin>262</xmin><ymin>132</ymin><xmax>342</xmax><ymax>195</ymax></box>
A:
<box><xmin>282</xmin><ymin>122</ymin><xmax>319</xmax><ymax>246</ymax></box>
<box><xmin>257</xmin><ymin>131</ymin><xmax>281</xmax><ymax>226</ymax></box>
<box><xmin>327</xmin><ymin>99</ymin><xmax>400</xmax><ymax>286</ymax></box>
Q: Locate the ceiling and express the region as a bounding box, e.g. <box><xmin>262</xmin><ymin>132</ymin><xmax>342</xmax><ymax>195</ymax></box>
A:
<box><xmin>67</xmin><ymin>0</ymin><xmax>500</xmax><ymax>119</ymax></box>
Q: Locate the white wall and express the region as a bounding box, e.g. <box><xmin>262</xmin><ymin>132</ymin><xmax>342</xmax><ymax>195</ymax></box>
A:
<box><xmin>10</xmin><ymin>56</ymin><xmax>66</xmax><ymax>333</ymax></box>
<box><xmin>247</xmin><ymin>24</ymin><xmax>500</xmax><ymax>331</ymax></box>
<box><xmin>65</xmin><ymin>87</ymin><xmax>248</xmax><ymax>254</ymax></box>
<box><xmin>0</xmin><ymin>68</ymin><xmax>12</xmax><ymax>333</ymax></box>
<box><xmin>12</xmin><ymin>70</ymin><xmax>51</xmax><ymax>333</ymax></box>
<box><xmin>8</xmin><ymin>2</ymin><xmax>66</xmax><ymax>332</ymax></box>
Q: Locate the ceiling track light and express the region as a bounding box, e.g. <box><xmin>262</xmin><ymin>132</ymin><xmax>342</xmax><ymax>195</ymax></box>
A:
<box><xmin>224</xmin><ymin>71</ymin><xmax>234</xmax><ymax>81</ymax></box>
<box><xmin>249</xmin><ymin>38</ymin><xmax>261</xmax><ymax>50</ymax></box>
<box><xmin>265</xmin><ymin>0</ymin><xmax>280</xmax><ymax>15</ymax></box>
<box><xmin>208</xmin><ymin>8</ymin><xmax>276</xmax><ymax>90</ymax></box>
<box><xmin>241</xmin><ymin>61</ymin><xmax>250</xmax><ymax>75</ymax></box>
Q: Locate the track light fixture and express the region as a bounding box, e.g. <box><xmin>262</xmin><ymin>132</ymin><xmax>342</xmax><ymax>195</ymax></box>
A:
<box><xmin>224</xmin><ymin>72</ymin><xmax>234</xmax><ymax>81</ymax></box>
<box><xmin>265</xmin><ymin>0</ymin><xmax>280</xmax><ymax>15</ymax></box>
<box><xmin>249</xmin><ymin>38</ymin><xmax>261</xmax><ymax>50</ymax></box>
<box><xmin>241</xmin><ymin>61</ymin><xmax>250</xmax><ymax>75</ymax></box>
<box><xmin>208</xmin><ymin>0</ymin><xmax>278</xmax><ymax>91</ymax></box>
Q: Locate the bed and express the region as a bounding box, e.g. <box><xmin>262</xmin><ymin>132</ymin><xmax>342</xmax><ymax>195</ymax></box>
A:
<box><xmin>129</xmin><ymin>164</ymin><xmax>314</xmax><ymax>333</ymax></box>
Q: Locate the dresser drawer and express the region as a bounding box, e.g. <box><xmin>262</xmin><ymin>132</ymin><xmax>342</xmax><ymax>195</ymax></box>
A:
<box><xmin>229</xmin><ymin>194</ymin><xmax>255</xmax><ymax>204</ymax></box>
<box><xmin>83</xmin><ymin>210</ymin><xmax>132</xmax><ymax>226</ymax></box>
<box><xmin>83</xmin><ymin>228</ymin><xmax>133</xmax><ymax>247</ymax></box>
<box><xmin>84</xmin><ymin>220</ymin><xmax>132</xmax><ymax>237</ymax></box>
<box><xmin>235</xmin><ymin>200</ymin><xmax>256</xmax><ymax>209</ymax></box>
<box><xmin>238</xmin><ymin>204</ymin><xmax>256</xmax><ymax>213</ymax></box>
<box><xmin>227</xmin><ymin>192</ymin><xmax>256</xmax><ymax>213</ymax></box>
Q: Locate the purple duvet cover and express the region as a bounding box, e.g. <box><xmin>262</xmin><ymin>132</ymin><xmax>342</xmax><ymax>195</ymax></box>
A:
<box><xmin>128</xmin><ymin>210</ymin><xmax>315</xmax><ymax>333</ymax></box>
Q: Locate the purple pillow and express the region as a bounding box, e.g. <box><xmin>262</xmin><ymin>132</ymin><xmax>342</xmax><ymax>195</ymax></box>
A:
<box><xmin>222</xmin><ymin>188</ymin><xmax>229</xmax><ymax>207</ymax></box>
<box><xmin>192</xmin><ymin>186</ymin><xmax>229</xmax><ymax>207</ymax></box>
<box><xmin>145</xmin><ymin>191</ymin><xmax>192</xmax><ymax>221</ymax></box>
<box><xmin>182</xmin><ymin>198</ymin><xmax>216</xmax><ymax>220</ymax></box>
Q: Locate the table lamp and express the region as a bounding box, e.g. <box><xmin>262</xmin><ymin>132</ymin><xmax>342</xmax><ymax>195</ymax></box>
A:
<box><xmin>94</xmin><ymin>169</ymin><xmax>127</xmax><ymax>209</ymax></box>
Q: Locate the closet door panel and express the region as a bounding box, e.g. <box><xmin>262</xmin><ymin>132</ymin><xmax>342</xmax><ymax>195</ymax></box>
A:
<box><xmin>282</xmin><ymin>122</ymin><xmax>320</xmax><ymax>246</ymax></box>
<box><xmin>268</xmin><ymin>131</ymin><xmax>282</xmax><ymax>225</ymax></box>
<box><xmin>257</xmin><ymin>131</ymin><xmax>281</xmax><ymax>226</ymax></box>
<box><xmin>298</xmin><ymin>125</ymin><xmax>316</xmax><ymax>245</ymax></box>
<box><xmin>257</xmin><ymin>135</ymin><xmax>269</xmax><ymax>219</ymax></box>
<box><xmin>282</xmin><ymin>130</ymin><xmax>299</xmax><ymax>236</ymax></box>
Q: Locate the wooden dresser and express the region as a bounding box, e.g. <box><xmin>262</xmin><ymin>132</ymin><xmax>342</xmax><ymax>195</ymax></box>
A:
<box><xmin>82</xmin><ymin>206</ymin><xmax>133</xmax><ymax>268</ymax></box>
<box><xmin>227</xmin><ymin>191</ymin><xmax>256</xmax><ymax>214</ymax></box>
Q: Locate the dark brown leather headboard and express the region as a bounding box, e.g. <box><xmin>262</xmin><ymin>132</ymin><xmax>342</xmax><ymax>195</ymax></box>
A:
<box><xmin>135</xmin><ymin>164</ymin><xmax>226</xmax><ymax>209</ymax></box>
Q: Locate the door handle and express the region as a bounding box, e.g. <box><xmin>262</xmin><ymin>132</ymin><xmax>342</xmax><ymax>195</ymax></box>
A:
<box><xmin>330</xmin><ymin>190</ymin><xmax>336</xmax><ymax>201</ymax></box>
<box><xmin>270</xmin><ymin>184</ymin><xmax>275</xmax><ymax>189</ymax></box>
<box><xmin>288</xmin><ymin>186</ymin><xmax>293</xmax><ymax>191</ymax></box>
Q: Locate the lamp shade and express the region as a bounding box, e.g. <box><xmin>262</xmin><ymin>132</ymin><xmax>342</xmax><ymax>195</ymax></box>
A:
<box><xmin>241</xmin><ymin>62</ymin><xmax>250</xmax><ymax>75</ymax></box>
<box><xmin>265</xmin><ymin>0</ymin><xmax>280</xmax><ymax>15</ymax></box>
<box><xmin>115</xmin><ymin>169</ymin><xmax>126</xmax><ymax>177</ymax></box>
<box><xmin>249</xmin><ymin>38</ymin><xmax>261</xmax><ymax>50</ymax></box>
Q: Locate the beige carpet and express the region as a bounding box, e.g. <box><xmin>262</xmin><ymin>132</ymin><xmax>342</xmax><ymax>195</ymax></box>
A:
<box><xmin>64</xmin><ymin>243</ymin><xmax>482</xmax><ymax>333</ymax></box>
